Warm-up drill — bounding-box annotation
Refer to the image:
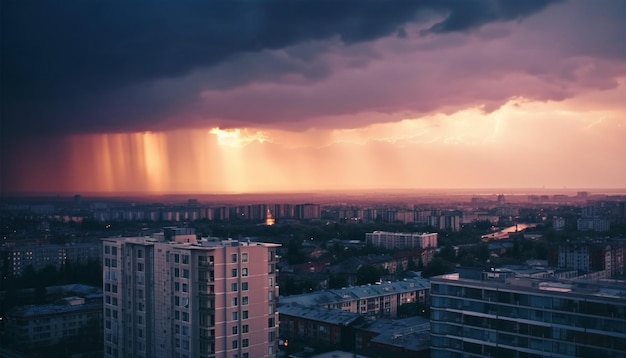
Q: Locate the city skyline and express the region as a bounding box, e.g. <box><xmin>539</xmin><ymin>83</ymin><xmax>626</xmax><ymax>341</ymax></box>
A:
<box><xmin>2</xmin><ymin>1</ymin><xmax>625</xmax><ymax>194</ymax></box>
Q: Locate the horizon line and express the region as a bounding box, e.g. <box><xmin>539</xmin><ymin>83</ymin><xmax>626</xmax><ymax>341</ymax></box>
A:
<box><xmin>2</xmin><ymin>187</ymin><xmax>626</xmax><ymax>199</ymax></box>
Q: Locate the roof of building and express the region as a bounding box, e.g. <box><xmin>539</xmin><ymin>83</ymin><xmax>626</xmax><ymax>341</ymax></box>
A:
<box><xmin>358</xmin><ymin>316</ymin><xmax>430</xmax><ymax>352</ymax></box>
<box><xmin>308</xmin><ymin>351</ymin><xmax>370</xmax><ymax>358</ymax></box>
<box><xmin>279</xmin><ymin>278</ymin><xmax>430</xmax><ymax>306</ymax></box>
<box><xmin>8</xmin><ymin>284</ymin><xmax>103</xmax><ymax>319</ymax></box>
<box><xmin>433</xmin><ymin>269</ymin><xmax>626</xmax><ymax>301</ymax></box>
<box><xmin>367</xmin><ymin>231</ymin><xmax>435</xmax><ymax>236</ymax></box>
<box><xmin>102</xmin><ymin>235</ymin><xmax>280</xmax><ymax>249</ymax></box>
<box><xmin>278</xmin><ymin>303</ymin><xmax>362</xmax><ymax>326</ymax></box>
<box><xmin>8</xmin><ymin>298</ymin><xmax>102</xmax><ymax>319</ymax></box>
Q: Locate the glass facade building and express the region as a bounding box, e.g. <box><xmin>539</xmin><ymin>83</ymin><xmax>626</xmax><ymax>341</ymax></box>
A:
<box><xmin>430</xmin><ymin>271</ymin><xmax>626</xmax><ymax>357</ymax></box>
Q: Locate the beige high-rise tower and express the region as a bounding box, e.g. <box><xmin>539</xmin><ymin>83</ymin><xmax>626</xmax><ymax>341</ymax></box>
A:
<box><xmin>102</xmin><ymin>228</ymin><xmax>280</xmax><ymax>358</ymax></box>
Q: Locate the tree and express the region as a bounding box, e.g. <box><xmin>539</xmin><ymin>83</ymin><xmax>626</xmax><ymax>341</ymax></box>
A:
<box><xmin>328</xmin><ymin>274</ymin><xmax>348</xmax><ymax>289</ymax></box>
<box><xmin>421</xmin><ymin>258</ymin><xmax>454</xmax><ymax>278</ymax></box>
<box><xmin>356</xmin><ymin>265</ymin><xmax>381</xmax><ymax>285</ymax></box>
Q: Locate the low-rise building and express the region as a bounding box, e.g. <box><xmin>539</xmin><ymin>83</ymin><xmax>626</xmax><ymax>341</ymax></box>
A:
<box><xmin>365</xmin><ymin>231</ymin><xmax>437</xmax><ymax>250</ymax></box>
<box><xmin>278</xmin><ymin>303</ymin><xmax>363</xmax><ymax>351</ymax></box>
<box><xmin>354</xmin><ymin>316</ymin><xmax>430</xmax><ymax>358</ymax></box>
<box><xmin>3</xmin><ymin>284</ymin><xmax>103</xmax><ymax>355</ymax></box>
<box><xmin>279</xmin><ymin>278</ymin><xmax>429</xmax><ymax>318</ymax></box>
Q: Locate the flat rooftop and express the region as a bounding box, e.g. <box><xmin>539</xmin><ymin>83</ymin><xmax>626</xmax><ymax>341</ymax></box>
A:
<box><xmin>433</xmin><ymin>270</ymin><xmax>626</xmax><ymax>301</ymax></box>
<box><xmin>279</xmin><ymin>278</ymin><xmax>430</xmax><ymax>306</ymax></box>
<box><xmin>278</xmin><ymin>303</ymin><xmax>362</xmax><ymax>326</ymax></box>
<box><xmin>357</xmin><ymin>316</ymin><xmax>430</xmax><ymax>352</ymax></box>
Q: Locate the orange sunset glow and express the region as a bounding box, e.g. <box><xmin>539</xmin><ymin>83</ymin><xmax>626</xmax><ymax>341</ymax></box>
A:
<box><xmin>5</xmin><ymin>91</ymin><xmax>625</xmax><ymax>194</ymax></box>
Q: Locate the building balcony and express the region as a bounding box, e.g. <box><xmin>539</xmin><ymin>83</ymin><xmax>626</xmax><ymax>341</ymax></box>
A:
<box><xmin>199</xmin><ymin>306</ymin><xmax>215</xmax><ymax>314</ymax></box>
<box><xmin>199</xmin><ymin>334</ymin><xmax>215</xmax><ymax>343</ymax></box>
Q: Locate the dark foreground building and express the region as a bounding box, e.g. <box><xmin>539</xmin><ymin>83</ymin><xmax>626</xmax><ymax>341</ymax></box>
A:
<box><xmin>430</xmin><ymin>269</ymin><xmax>626</xmax><ymax>357</ymax></box>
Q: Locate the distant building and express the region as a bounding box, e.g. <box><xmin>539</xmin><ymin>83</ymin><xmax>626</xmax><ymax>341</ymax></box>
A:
<box><xmin>295</xmin><ymin>203</ymin><xmax>321</xmax><ymax>220</ymax></box>
<box><xmin>553</xmin><ymin>216</ymin><xmax>566</xmax><ymax>230</ymax></box>
<box><xmin>577</xmin><ymin>217</ymin><xmax>610</xmax><ymax>232</ymax></box>
<box><xmin>1</xmin><ymin>242</ymin><xmax>101</xmax><ymax>276</ymax></box>
<box><xmin>551</xmin><ymin>239</ymin><xmax>625</xmax><ymax>278</ymax></box>
<box><xmin>430</xmin><ymin>269</ymin><xmax>626</xmax><ymax>357</ymax></box>
<box><xmin>365</xmin><ymin>231</ymin><xmax>437</xmax><ymax>250</ymax></box>
<box><xmin>102</xmin><ymin>229</ymin><xmax>281</xmax><ymax>358</ymax></box>
<box><xmin>279</xmin><ymin>278</ymin><xmax>430</xmax><ymax>318</ymax></box>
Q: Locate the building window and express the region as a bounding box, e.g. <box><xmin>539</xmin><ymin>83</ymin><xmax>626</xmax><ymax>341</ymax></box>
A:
<box><xmin>174</xmin><ymin>254</ymin><xmax>180</xmax><ymax>263</ymax></box>
<box><xmin>232</xmin><ymin>326</ymin><xmax>238</xmax><ymax>334</ymax></box>
<box><xmin>268</xmin><ymin>317</ymin><xmax>275</xmax><ymax>327</ymax></box>
<box><xmin>182</xmin><ymin>255</ymin><xmax>189</xmax><ymax>264</ymax></box>
<box><xmin>269</xmin><ymin>277</ymin><xmax>273</xmax><ymax>287</ymax></box>
<box><xmin>242</xmin><ymin>310</ymin><xmax>248</xmax><ymax>319</ymax></box>
<box><xmin>242</xmin><ymin>296</ymin><xmax>249</xmax><ymax>305</ymax></box>
<box><xmin>232</xmin><ymin>312</ymin><xmax>238</xmax><ymax>320</ymax></box>
<box><xmin>105</xmin><ymin>246</ymin><xmax>110</xmax><ymax>254</ymax></box>
<box><xmin>232</xmin><ymin>340</ymin><xmax>238</xmax><ymax>349</ymax></box>
<box><xmin>242</xmin><ymin>324</ymin><xmax>249</xmax><ymax>333</ymax></box>
<box><xmin>183</xmin><ymin>269</ymin><xmax>189</xmax><ymax>278</ymax></box>
<box><xmin>137</xmin><ymin>263</ymin><xmax>144</xmax><ymax>272</ymax></box>
<box><xmin>182</xmin><ymin>283</ymin><xmax>188</xmax><ymax>292</ymax></box>
<box><xmin>242</xmin><ymin>268</ymin><xmax>248</xmax><ymax>277</ymax></box>
<box><xmin>137</xmin><ymin>249</ymin><xmax>143</xmax><ymax>258</ymax></box>
<box><xmin>242</xmin><ymin>339</ymin><xmax>249</xmax><ymax>348</ymax></box>
<box><xmin>232</xmin><ymin>297</ymin><xmax>238</xmax><ymax>306</ymax></box>
<box><xmin>231</xmin><ymin>269</ymin><xmax>238</xmax><ymax>277</ymax></box>
<box><xmin>231</xmin><ymin>283</ymin><xmax>238</xmax><ymax>292</ymax></box>
<box><xmin>242</xmin><ymin>253</ymin><xmax>248</xmax><ymax>262</ymax></box>
<box><xmin>174</xmin><ymin>268</ymin><xmax>180</xmax><ymax>277</ymax></box>
<box><xmin>242</xmin><ymin>282</ymin><xmax>248</xmax><ymax>291</ymax></box>
<box><xmin>231</xmin><ymin>253</ymin><xmax>238</xmax><ymax>263</ymax></box>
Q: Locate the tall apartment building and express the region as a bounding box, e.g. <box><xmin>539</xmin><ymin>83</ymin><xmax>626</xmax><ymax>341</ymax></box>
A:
<box><xmin>430</xmin><ymin>269</ymin><xmax>626</xmax><ymax>357</ymax></box>
<box><xmin>577</xmin><ymin>217</ymin><xmax>611</xmax><ymax>232</ymax></box>
<box><xmin>102</xmin><ymin>229</ymin><xmax>280</xmax><ymax>358</ymax></box>
<box><xmin>550</xmin><ymin>239</ymin><xmax>625</xmax><ymax>278</ymax></box>
<box><xmin>365</xmin><ymin>231</ymin><xmax>437</xmax><ymax>250</ymax></box>
<box><xmin>294</xmin><ymin>203</ymin><xmax>321</xmax><ymax>220</ymax></box>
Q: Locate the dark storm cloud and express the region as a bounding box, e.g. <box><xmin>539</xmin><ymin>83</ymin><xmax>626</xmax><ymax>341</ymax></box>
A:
<box><xmin>1</xmin><ymin>0</ymin><xmax>560</xmax><ymax>137</ymax></box>
<box><xmin>425</xmin><ymin>0</ymin><xmax>564</xmax><ymax>33</ymax></box>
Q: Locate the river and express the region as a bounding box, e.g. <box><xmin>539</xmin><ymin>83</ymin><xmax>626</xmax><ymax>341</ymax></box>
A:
<box><xmin>480</xmin><ymin>223</ymin><xmax>537</xmax><ymax>242</ymax></box>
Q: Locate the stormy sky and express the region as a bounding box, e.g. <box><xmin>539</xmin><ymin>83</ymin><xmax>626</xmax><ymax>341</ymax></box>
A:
<box><xmin>2</xmin><ymin>0</ymin><xmax>625</xmax><ymax>194</ymax></box>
